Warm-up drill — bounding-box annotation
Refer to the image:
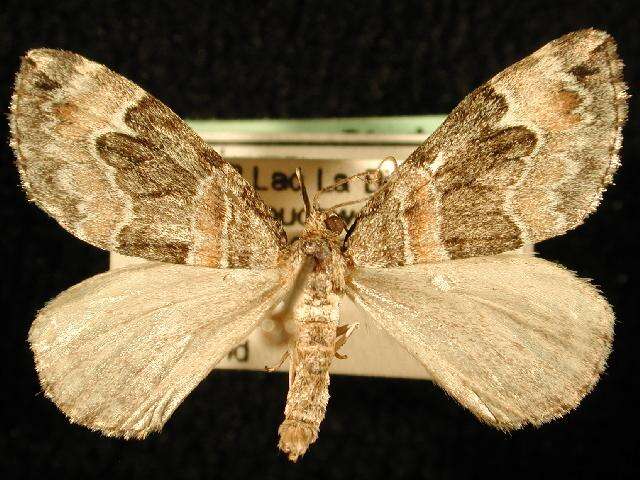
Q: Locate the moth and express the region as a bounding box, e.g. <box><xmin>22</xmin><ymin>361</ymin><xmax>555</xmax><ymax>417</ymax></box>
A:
<box><xmin>10</xmin><ymin>29</ymin><xmax>627</xmax><ymax>462</ymax></box>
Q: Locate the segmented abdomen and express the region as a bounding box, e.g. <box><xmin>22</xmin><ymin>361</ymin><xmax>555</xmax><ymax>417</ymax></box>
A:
<box><xmin>278</xmin><ymin>300</ymin><xmax>338</xmax><ymax>461</ymax></box>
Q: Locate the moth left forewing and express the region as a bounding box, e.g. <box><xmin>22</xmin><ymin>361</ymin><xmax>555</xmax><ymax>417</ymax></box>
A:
<box><xmin>10</xmin><ymin>49</ymin><xmax>286</xmax><ymax>268</ymax></box>
<box><xmin>345</xmin><ymin>29</ymin><xmax>628</xmax><ymax>267</ymax></box>
<box><xmin>30</xmin><ymin>261</ymin><xmax>295</xmax><ymax>439</ymax></box>
<box><xmin>347</xmin><ymin>254</ymin><xmax>613</xmax><ymax>428</ymax></box>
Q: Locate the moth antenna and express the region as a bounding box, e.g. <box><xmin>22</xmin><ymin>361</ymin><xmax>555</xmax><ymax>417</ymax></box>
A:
<box><xmin>295</xmin><ymin>167</ymin><xmax>312</xmax><ymax>215</ymax></box>
<box><xmin>312</xmin><ymin>158</ymin><xmax>396</xmax><ymax>211</ymax></box>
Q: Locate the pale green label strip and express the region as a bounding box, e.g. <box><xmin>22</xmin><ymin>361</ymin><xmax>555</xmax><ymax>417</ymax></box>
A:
<box><xmin>186</xmin><ymin>115</ymin><xmax>446</xmax><ymax>136</ymax></box>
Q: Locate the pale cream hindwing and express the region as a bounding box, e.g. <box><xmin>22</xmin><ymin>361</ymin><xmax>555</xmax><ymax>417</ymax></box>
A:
<box><xmin>29</xmin><ymin>262</ymin><xmax>292</xmax><ymax>438</ymax></box>
<box><xmin>345</xmin><ymin>29</ymin><xmax>628</xmax><ymax>267</ymax></box>
<box><xmin>347</xmin><ymin>254</ymin><xmax>613</xmax><ymax>429</ymax></box>
<box><xmin>10</xmin><ymin>49</ymin><xmax>286</xmax><ymax>268</ymax></box>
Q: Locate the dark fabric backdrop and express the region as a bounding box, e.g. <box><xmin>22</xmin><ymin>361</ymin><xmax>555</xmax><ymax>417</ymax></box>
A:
<box><xmin>1</xmin><ymin>1</ymin><xmax>637</xmax><ymax>478</ymax></box>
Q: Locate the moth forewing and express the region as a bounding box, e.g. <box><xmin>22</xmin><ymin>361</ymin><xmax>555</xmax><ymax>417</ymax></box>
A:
<box><xmin>10</xmin><ymin>48</ymin><xmax>287</xmax><ymax>269</ymax></box>
<box><xmin>345</xmin><ymin>29</ymin><xmax>628</xmax><ymax>267</ymax></box>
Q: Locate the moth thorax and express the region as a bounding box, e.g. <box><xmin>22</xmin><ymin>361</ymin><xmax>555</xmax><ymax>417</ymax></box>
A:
<box><xmin>301</xmin><ymin>237</ymin><xmax>331</xmax><ymax>260</ymax></box>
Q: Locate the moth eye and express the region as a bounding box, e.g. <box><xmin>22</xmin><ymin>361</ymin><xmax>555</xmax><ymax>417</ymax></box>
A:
<box><xmin>325</xmin><ymin>214</ymin><xmax>346</xmax><ymax>234</ymax></box>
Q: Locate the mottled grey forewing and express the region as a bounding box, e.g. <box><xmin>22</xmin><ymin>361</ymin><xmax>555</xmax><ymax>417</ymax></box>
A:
<box><xmin>348</xmin><ymin>254</ymin><xmax>613</xmax><ymax>429</ymax></box>
<box><xmin>10</xmin><ymin>49</ymin><xmax>286</xmax><ymax>268</ymax></box>
<box><xmin>345</xmin><ymin>29</ymin><xmax>628</xmax><ymax>267</ymax></box>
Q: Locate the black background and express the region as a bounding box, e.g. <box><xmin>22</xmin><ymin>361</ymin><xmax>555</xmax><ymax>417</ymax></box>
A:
<box><xmin>1</xmin><ymin>1</ymin><xmax>638</xmax><ymax>478</ymax></box>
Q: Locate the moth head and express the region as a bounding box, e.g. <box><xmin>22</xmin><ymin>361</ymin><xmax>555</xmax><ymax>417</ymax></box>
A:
<box><xmin>295</xmin><ymin>167</ymin><xmax>346</xmax><ymax>236</ymax></box>
<box><xmin>323</xmin><ymin>212</ymin><xmax>346</xmax><ymax>234</ymax></box>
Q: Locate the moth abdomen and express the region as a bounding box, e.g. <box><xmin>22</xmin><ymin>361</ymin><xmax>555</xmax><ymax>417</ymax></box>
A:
<box><xmin>278</xmin><ymin>287</ymin><xmax>340</xmax><ymax>461</ymax></box>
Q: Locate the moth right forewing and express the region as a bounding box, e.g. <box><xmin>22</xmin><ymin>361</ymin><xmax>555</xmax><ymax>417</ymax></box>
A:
<box><xmin>345</xmin><ymin>29</ymin><xmax>628</xmax><ymax>267</ymax></box>
<box><xmin>10</xmin><ymin>49</ymin><xmax>286</xmax><ymax>268</ymax></box>
<box><xmin>347</xmin><ymin>254</ymin><xmax>614</xmax><ymax>429</ymax></box>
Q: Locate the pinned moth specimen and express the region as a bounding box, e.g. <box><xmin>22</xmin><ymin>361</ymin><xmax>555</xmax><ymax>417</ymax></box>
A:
<box><xmin>10</xmin><ymin>29</ymin><xmax>627</xmax><ymax>461</ymax></box>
